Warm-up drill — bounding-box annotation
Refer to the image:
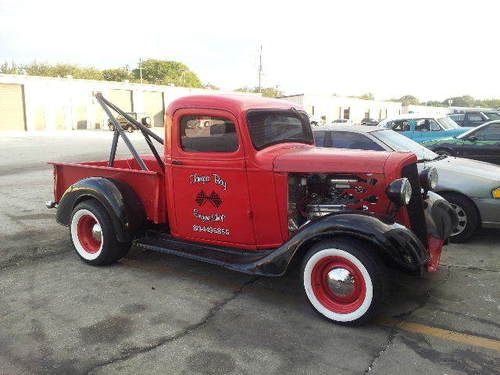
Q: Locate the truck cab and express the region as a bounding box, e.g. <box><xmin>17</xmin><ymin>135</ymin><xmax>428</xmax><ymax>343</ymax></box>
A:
<box><xmin>49</xmin><ymin>94</ymin><xmax>456</xmax><ymax>325</ymax></box>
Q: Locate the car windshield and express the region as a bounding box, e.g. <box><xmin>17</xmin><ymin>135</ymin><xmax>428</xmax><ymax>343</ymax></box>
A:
<box><xmin>484</xmin><ymin>112</ymin><xmax>500</xmax><ymax>120</ymax></box>
<box><xmin>372</xmin><ymin>129</ymin><xmax>438</xmax><ymax>160</ymax></box>
<box><xmin>436</xmin><ymin>116</ymin><xmax>460</xmax><ymax>130</ymax></box>
<box><xmin>246</xmin><ymin>109</ymin><xmax>314</xmax><ymax>150</ymax></box>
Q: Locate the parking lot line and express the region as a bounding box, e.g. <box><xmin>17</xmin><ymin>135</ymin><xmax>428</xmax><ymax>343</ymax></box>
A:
<box><xmin>377</xmin><ymin>317</ymin><xmax>500</xmax><ymax>352</ymax></box>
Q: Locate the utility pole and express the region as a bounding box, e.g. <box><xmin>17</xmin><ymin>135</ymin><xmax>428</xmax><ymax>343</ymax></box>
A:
<box><xmin>257</xmin><ymin>44</ymin><xmax>262</xmax><ymax>93</ymax></box>
<box><xmin>139</xmin><ymin>58</ymin><xmax>143</xmax><ymax>84</ymax></box>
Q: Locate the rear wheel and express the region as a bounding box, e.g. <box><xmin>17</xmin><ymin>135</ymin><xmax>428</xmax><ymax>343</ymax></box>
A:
<box><xmin>70</xmin><ymin>200</ymin><xmax>130</xmax><ymax>265</ymax></box>
<box><xmin>440</xmin><ymin>192</ymin><xmax>479</xmax><ymax>243</ymax></box>
<box><xmin>301</xmin><ymin>239</ymin><xmax>385</xmax><ymax>325</ymax></box>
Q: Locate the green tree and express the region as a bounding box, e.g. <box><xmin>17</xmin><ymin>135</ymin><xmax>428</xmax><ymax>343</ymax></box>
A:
<box><xmin>23</xmin><ymin>62</ymin><xmax>103</xmax><ymax>80</ymax></box>
<box><xmin>132</xmin><ymin>59</ymin><xmax>203</xmax><ymax>87</ymax></box>
<box><xmin>353</xmin><ymin>92</ymin><xmax>374</xmax><ymax>100</ymax></box>
<box><xmin>102</xmin><ymin>67</ymin><xmax>131</xmax><ymax>82</ymax></box>
<box><xmin>203</xmin><ymin>83</ymin><xmax>219</xmax><ymax>90</ymax></box>
<box><xmin>0</xmin><ymin>62</ymin><xmax>22</xmax><ymax>74</ymax></box>
<box><xmin>442</xmin><ymin>95</ymin><xmax>475</xmax><ymax>107</ymax></box>
<box><xmin>235</xmin><ymin>86</ymin><xmax>283</xmax><ymax>98</ymax></box>
<box><xmin>398</xmin><ymin>95</ymin><xmax>420</xmax><ymax>106</ymax></box>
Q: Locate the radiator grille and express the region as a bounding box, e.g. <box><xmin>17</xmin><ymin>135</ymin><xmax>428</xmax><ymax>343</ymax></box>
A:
<box><xmin>402</xmin><ymin>163</ymin><xmax>428</xmax><ymax>246</ymax></box>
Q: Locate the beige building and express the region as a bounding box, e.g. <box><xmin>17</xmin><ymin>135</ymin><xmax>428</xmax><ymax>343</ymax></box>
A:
<box><xmin>0</xmin><ymin>74</ymin><xmax>247</xmax><ymax>132</ymax></box>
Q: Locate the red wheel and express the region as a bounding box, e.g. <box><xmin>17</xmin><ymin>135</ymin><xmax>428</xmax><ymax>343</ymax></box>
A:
<box><xmin>302</xmin><ymin>239</ymin><xmax>384</xmax><ymax>325</ymax></box>
<box><xmin>72</xmin><ymin>209</ymin><xmax>103</xmax><ymax>260</ymax></box>
<box><xmin>310</xmin><ymin>256</ymin><xmax>367</xmax><ymax>314</ymax></box>
<box><xmin>70</xmin><ymin>200</ymin><xmax>130</xmax><ymax>265</ymax></box>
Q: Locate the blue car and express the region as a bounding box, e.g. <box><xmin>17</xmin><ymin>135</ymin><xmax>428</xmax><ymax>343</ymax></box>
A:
<box><xmin>377</xmin><ymin>114</ymin><xmax>472</xmax><ymax>143</ymax></box>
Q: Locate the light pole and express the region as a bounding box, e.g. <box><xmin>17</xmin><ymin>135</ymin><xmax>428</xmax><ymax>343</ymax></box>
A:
<box><xmin>139</xmin><ymin>58</ymin><xmax>143</xmax><ymax>84</ymax></box>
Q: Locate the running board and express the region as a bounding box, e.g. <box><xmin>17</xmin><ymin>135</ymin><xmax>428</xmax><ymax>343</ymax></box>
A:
<box><xmin>133</xmin><ymin>234</ymin><xmax>283</xmax><ymax>276</ymax></box>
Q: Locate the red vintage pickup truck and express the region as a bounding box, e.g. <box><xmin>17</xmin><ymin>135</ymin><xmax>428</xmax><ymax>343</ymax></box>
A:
<box><xmin>48</xmin><ymin>93</ymin><xmax>456</xmax><ymax>325</ymax></box>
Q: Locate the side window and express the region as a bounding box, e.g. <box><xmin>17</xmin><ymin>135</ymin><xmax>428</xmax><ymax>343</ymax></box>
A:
<box><xmin>313</xmin><ymin>131</ymin><xmax>327</xmax><ymax>147</ymax></box>
<box><xmin>180</xmin><ymin>115</ymin><xmax>238</xmax><ymax>153</ymax></box>
<box><xmin>392</xmin><ymin>120</ymin><xmax>410</xmax><ymax>132</ymax></box>
<box><xmin>415</xmin><ymin>119</ymin><xmax>430</xmax><ymax>132</ymax></box>
<box><xmin>331</xmin><ymin>132</ymin><xmax>384</xmax><ymax>151</ymax></box>
<box><xmin>429</xmin><ymin>119</ymin><xmax>441</xmax><ymax>131</ymax></box>
<box><xmin>467</xmin><ymin>112</ymin><xmax>484</xmax><ymax>124</ymax></box>
<box><xmin>474</xmin><ymin>124</ymin><xmax>500</xmax><ymax>141</ymax></box>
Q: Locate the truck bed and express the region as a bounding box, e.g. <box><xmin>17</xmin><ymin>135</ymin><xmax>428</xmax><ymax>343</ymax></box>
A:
<box><xmin>50</xmin><ymin>155</ymin><xmax>166</xmax><ymax>223</ymax></box>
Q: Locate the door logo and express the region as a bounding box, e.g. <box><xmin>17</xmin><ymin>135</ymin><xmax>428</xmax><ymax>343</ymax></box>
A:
<box><xmin>195</xmin><ymin>190</ymin><xmax>223</xmax><ymax>208</ymax></box>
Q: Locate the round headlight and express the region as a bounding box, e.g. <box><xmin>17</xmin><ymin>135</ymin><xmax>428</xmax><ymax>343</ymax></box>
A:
<box><xmin>401</xmin><ymin>178</ymin><xmax>412</xmax><ymax>205</ymax></box>
<box><xmin>386</xmin><ymin>178</ymin><xmax>413</xmax><ymax>206</ymax></box>
<box><xmin>142</xmin><ymin>116</ymin><xmax>152</xmax><ymax>126</ymax></box>
<box><xmin>420</xmin><ymin>167</ymin><xmax>439</xmax><ymax>191</ymax></box>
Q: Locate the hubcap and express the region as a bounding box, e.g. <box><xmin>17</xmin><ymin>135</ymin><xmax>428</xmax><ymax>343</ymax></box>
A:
<box><xmin>327</xmin><ymin>267</ymin><xmax>356</xmax><ymax>297</ymax></box>
<box><xmin>310</xmin><ymin>255</ymin><xmax>366</xmax><ymax>314</ymax></box>
<box><xmin>92</xmin><ymin>223</ymin><xmax>102</xmax><ymax>242</ymax></box>
<box><xmin>450</xmin><ymin>203</ymin><xmax>467</xmax><ymax>236</ymax></box>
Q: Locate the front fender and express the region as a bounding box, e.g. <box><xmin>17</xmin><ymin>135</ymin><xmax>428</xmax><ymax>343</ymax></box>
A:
<box><xmin>248</xmin><ymin>212</ymin><xmax>429</xmax><ymax>276</ymax></box>
<box><xmin>56</xmin><ymin>177</ymin><xmax>146</xmax><ymax>242</ymax></box>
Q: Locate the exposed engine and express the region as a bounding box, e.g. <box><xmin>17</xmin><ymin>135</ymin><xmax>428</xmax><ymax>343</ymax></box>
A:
<box><xmin>288</xmin><ymin>173</ymin><xmax>381</xmax><ymax>233</ymax></box>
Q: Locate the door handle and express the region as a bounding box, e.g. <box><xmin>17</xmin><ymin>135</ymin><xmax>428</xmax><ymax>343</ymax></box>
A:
<box><xmin>172</xmin><ymin>160</ymin><xmax>183</xmax><ymax>165</ymax></box>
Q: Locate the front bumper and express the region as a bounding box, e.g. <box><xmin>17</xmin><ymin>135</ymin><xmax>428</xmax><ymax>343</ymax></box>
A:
<box><xmin>472</xmin><ymin>197</ymin><xmax>500</xmax><ymax>229</ymax></box>
<box><xmin>422</xmin><ymin>191</ymin><xmax>458</xmax><ymax>272</ymax></box>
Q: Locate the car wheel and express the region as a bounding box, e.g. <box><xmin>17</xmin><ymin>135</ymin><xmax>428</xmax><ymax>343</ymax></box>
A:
<box><xmin>440</xmin><ymin>192</ymin><xmax>479</xmax><ymax>243</ymax></box>
<box><xmin>435</xmin><ymin>148</ymin><xmax>453</xmax><ymax>156</ymax></box>
<box><xmin>301</xmin><ymin>239</ymin><xmax>385</xmax><ymax>325</ymax></box>
<box><xmin>70</xmin><ymin>200</ymin><xmax>130</xmax><ymax>265</ymax></box>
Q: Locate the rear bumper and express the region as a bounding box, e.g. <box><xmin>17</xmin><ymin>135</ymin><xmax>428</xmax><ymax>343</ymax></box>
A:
<box><xmin>472</xmin><ymin>198</ymin><xmax>500</xmax><ymax>229</ymax></box>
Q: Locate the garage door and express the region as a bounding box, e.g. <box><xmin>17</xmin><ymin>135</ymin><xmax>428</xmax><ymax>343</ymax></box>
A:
<box><xmin>0</xmin><ymin>84</ymin><xmax>25</xmax><ymax>131</ymax></box>
<box><xmin>143</xmin><ymin>91</ymin><xmax>164</xmax><ymax>127</ymax></box>
<box><xmin>108</xmin><ymin>89</ymin><xmax>133</xmax><ymax>112</ymax></box>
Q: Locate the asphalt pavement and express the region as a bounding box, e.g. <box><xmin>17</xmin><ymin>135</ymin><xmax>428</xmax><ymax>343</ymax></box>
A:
<box><xmin>0</xmin><ymin>131</ymin><xmax>498</xmax><ymax>375</ymax></box>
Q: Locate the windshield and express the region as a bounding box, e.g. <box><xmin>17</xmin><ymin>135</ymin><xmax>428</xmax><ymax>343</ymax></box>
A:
<box><xmin>246</xmin><ymin>109</ymin><xmax>314</xmax><ymax>150</ymax></box>
<box><xmin>436</xmin><ymin>116</ymin><xmax>460</xmax><ymax>130</ymax></box>
<box><xmin>372</xmin><ymin>129</ymin><xmax>438</xmax><ymax>160</ymax></box>
<box><xmin>484</xmin><ymin>112</ymin><xmax>500</xmax><ymax>120</ymax></box>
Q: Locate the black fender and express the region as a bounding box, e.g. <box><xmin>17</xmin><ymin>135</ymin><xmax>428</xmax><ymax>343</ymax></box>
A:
<box><xmin>56</xmin><ymin>177</ymin><xmax>146</xmax><ymax>242</ymax></box>
<box><xmin>247</xmin><ymin>212</ymin><xmax>429</xmax><ymax>276</ymax></box>
<box><xmin>424</xmin><ymin>191</ymin><xmax>457</xmax><ymax>240</ymax></box>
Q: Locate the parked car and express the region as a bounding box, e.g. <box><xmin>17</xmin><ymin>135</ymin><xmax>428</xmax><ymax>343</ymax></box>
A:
<box><xmin>47</xmin><ymin>93</ymin><xmax>456</xmax><ymax>326</ymax></box>
<box><xmin>423</xmin><ymin>121</ymin><xmax>500</xmax><ymax>165</ymax></box>
<box><xmin>360</xmin><ymin>118</ymin><xmax>379</xmax><ymax>126</ymax></box>
<box><xmin>108</xmin><ymin>112</ymin><xmax>152</xmax><ymax>132</ymax></box>
<box><xmin>378</xmin><ymin>114</ymin><xmax>472</xmax><ymax>143</ymax></box>
<box><xmin>449</xmin><ymin>111</ymin><xmax>500</xmax><ymax>127</ymax></box>
<box><xmin>313</xmin><ymin>125</ymin><xmax>500</xmax><ymax>242</ymax></box>
<box><xmin>331</xmin><ymin>118</ymin><xmax>353</xmax><ymax>126</ymax></box>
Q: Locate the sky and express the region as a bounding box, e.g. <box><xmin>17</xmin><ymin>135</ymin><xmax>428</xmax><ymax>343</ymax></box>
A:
<box><xmin>1</xmin><ymin>0</ymin><xmax>499</xmax><ymax>101</ymax></box>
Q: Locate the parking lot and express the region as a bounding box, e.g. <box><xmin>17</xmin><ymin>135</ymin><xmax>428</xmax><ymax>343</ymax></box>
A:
<box><xmin>0</xmin><ymin>132</ymin><xmax>499</xmax><ymax>375</ymax></box>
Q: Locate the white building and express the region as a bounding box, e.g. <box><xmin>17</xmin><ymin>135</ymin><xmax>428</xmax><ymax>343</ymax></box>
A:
<box><xmin>280</xmin><ymin>94</ymin><xmax>453</xmax><ymax>125</ymax></box>
<box><xmin>280</xmin><ymin>94</ymin><xmax>404</xmax><ymax>125</ymax></box>
<box><xmin>0</xmin><ymin>74</ymin><xmax>253</xmax><ymax>132</ymax></box>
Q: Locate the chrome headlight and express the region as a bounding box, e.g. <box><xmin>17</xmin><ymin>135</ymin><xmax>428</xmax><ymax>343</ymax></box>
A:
<box><xmin>419</xmin><ymin>167</ymin><xmax>439</xmax><ymax>191</ymax></box>
<box><xmin>141</xmin><ymin>116</ymin><xmax>152</xmax><ymax>126</ymax></box>
<box><xmin>386</xmin><ymin>178</ymin><xmax>412</xmax><ymax>206</ymax></box>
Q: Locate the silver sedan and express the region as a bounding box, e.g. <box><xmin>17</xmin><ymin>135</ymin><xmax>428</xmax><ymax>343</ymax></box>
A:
<box><xmin>313</xmin><ymin>125</ymin><xmax>500</xmax><ymax>243</ymax></box>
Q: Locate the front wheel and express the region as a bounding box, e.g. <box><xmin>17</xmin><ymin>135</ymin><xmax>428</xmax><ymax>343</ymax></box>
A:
<box><xmin>70</xmin><ymin>200</ymin><xmax>130</xmax><ymax>265</ymax></box>
<box><xmin>440</xmin><ymin>192</ymin><xmax>479</xmax><ymax>243</ymax></box>
<box><xmin>301</xmin><ymin>239</ymin><xmax>385</xmax><ymax>325</ymax></box>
